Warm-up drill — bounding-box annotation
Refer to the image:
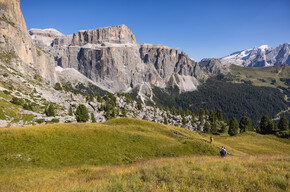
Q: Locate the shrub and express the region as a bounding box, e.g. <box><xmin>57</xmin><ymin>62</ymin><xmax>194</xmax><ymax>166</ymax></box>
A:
<box><xmin>0</xmin><ymin>108</ymin><xmax>6</xmax><ymax>120</ymax></box>
<box><xmin>36</xmin><ymin>119</ymin><xmax>45</xmax><ymax>124</ymax></box>
<box><xmin>10</xmin><ymin>97</ymin><xmax>24</xmax><ymax>106</ymax></box>
<box><xmin>51</xmin><ymin>118</ymin><xmax>59</xmax><ymax>123</ymax></box>
<box><xmin>54</xmin><ymin>83</ymin><xmax>63</xmax><ymax>90</ymax></box>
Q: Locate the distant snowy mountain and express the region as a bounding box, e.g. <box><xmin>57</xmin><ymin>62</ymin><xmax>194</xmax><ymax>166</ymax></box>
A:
<box><xmin>220</xmin><ymin>44</ymin><xmax>290</xmax><ymax>67</ymax></box>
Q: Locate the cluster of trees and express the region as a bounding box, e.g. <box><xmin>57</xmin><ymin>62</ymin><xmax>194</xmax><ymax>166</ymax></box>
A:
<box><xmin>257</xmin><ymin>116</ymin><xmax>289</xmax><ymax>138</ymax></box>
<box><xmin>226</xmin><ymin>115</ymin><xmax>289</xmax><ymax>138</ymax></box>
<box><xmin>152</xmin><ymin>77</ymin><xmax>288</xmax><ymax>125</ymax></box>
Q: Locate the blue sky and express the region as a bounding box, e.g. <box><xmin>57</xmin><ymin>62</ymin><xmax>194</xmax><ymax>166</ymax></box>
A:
<box><xmin>21</xmin><ymin>0</ymin><xmax>290</xmax><ymax>61</ymax></box>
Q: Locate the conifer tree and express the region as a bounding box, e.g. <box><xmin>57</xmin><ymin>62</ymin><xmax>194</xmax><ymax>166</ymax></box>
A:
<box><xmin>259</xmin><ymin>115</ymin><xmax>270</xmax><ymax>134</ymax></box>
<box><xmin>45</xmin><ymin>104</ymin><xmax>55</xmax><ymax>117</ymax></box>
<box><xmin>121</xmin><ymin>108</ymin><xmax>127</xmax><ymax>117</ymax></box>
<box><xmin>97</xmin><ymin>94</ymin><xmax>102</xmax><ymax>103</ymax></box>
<box><xmin>228</xmin><ymin>118</ymin><xmax>239</xmax><ymax>136</ymax></box>
<box><xmin>278</xmin><ymin>117</ymin><xmax>289</xmax><ymax>131</ymax></box>
<box><xmin>217</xmin><ymin>109</ymin><xmax>223</xmax><ymax>121</ymax></box>
<box><xmin>211</xmin><ymin>122</ymin><xmax>218</xmax><ymax>134</ymax></box>
<box><xmin>68</xmin><ymin>106</ymin><xmax>73</xmax><ymax>116</ymax></box>
<box><xmin>204</xmin><ymin>122</ymin><xmax>210</xmax><ymax>133</ymax></box>
<box><xmin>239</xmin><ymin>116</ymin><xmax>252</xmax><ymax>133</ymax></box>
<box><xmin>209</xmin><ymin>111</ymin><xmax>216</xmax><ymax>123</ymax></box>
<box><xmin>182</xmin><ymin>116</ymin><xmax>186</xmax><ymax>127</ymax></box>
<box><xmin>197</xmin><ymin>124</ymin><xmax>201</xmax><ymax>131</ymax></box>
<box><xmin>75</xmin><ymin>104</ymin><xmax>89</xmax><ymax>122</ymax></box>
<box><xmin>171</xmin><ymin>106</ymin><xmax>176</xmax><ymax>115</ymax></box>
<box><xmin>164</xmin><ymin>116</ymin><xmax>168</xmax><ymax>125</ymax></box>
<box><xmin>91</xmin><ymin>113</ymin><xmax>96</xmax><ymax>123</ymax></box>
<box><xmin>221</xmin><ymin>124</ymin><xmax>228</xmax><ymax>133</ymax></box>
<box><xmin>136</xmin><ymin>101</ymin><xmax>143</xmax><ymax>110</ymax></box>
<box><xmin>192</xmin><ymin>113</ymin><xmax>196</xmax><ymax>122</ymax></box>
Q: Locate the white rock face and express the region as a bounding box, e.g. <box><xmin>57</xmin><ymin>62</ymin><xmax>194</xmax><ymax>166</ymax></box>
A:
<box><xmin>221</xmin><ymin>44</ymin><xmax>290</xmax><ymax>67</ymax></box>
<box><xmin>29</xmin><ymin>25</ymin><xmax>227</xmax><ymax>95</ymax></box>
<box><xmin>29</xmin><ymin>28</ymin><xmax>64</xmax><ymax>47</ymax></box>
<box><xmin>0</xmin><ymin>0</ymin><xmax>57</xmax><ymax>84</ymax></box>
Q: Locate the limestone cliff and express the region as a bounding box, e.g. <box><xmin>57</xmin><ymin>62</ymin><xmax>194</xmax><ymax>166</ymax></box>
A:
<box><xmin>29</xmin><ymin>25</ymin><xmax>226</xmax><ymax>94</ymax></box>
<box><xmin>0</xmin><ymin>0</ymin><xmax>56</xmax><ymax>84</ymax></box>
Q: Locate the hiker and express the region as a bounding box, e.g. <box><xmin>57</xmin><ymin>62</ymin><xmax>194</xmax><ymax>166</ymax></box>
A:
<box><xmin>220</xmin><ymin>146</ymin><xmax>227</xmax><ymax>157</ymax></box>
<box><xmin>210</xmin><ymin>136</ymin><xmax>213</xmax><ymax>144</ymax></box>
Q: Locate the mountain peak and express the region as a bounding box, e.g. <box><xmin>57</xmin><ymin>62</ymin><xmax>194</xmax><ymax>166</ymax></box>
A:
<box><xmin>72</xmin><ymin>24</ymin><xmax>137</xmax><ymax>46</ymax></box>
<box><xmin>220</xmin><ymin>44</ymin><xmax>289</xmax><ymax>67</ymax></box>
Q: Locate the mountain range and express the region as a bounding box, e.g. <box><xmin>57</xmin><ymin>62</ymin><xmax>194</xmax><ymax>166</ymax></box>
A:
<box><xmin>221</xmin><ymin>44</ymin><xmax>290</xmax><ymax>67</ymax></box>
<box><xmin>0</xmin><ymin>0</ymin><xmax>289</xmax><ymax>127</ymax></box>
<box><xmin>28</xmin><ymin>26</ymin><xmax>227</xmax><ymax>97</ymax></box>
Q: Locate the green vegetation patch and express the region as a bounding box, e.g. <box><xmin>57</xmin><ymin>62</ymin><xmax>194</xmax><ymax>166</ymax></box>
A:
<box><xmin>0</xmin><ymin>118</ymin><xmax>218</xmax><ymax>168</ymax></box>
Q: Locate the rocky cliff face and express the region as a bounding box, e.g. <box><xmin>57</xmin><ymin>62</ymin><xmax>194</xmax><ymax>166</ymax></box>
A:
<box><xmin>0</xmin><ymin>0</ymin><xmax>56</xmax><ymax>84</ymax></box>
<box><xmin>221</xmin><ymin>44</ymin><xmax>290</xmax><ymax>67</ymax></box>
<box><xmin>29</xmin><ymin>25</ymin><xmax>226</xmax><ymax>95</ymax></box>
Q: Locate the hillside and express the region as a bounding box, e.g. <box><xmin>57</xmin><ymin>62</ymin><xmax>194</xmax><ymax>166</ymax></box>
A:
<box><xmin>0</xmin><ymin>118</ymin><xmax>289</xmax><ymax>191</ymax></box>
<box><xmin>0</xmin><ymin>118</ymin><xmax>218</xmax><ymax>168</ymax></box>
<box><xmin>150</xmin><ymin>65</ymin><xmax>289</xmax><ymax>125</ymax></box>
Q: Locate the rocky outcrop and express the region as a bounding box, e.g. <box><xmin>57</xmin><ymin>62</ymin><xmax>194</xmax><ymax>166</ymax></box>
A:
<box><xmin>30</xmin><ymin>25</ymin><xmax>226</xmax><ymax>94</ymax></box>
<box><xmin>0</xmin><ymin>0</ymin><xmax>26</xmax><ymax>31</ymax></box>
<box><xmin>0</xmin><ymin>0</ymin><xmax>57</xmax><ymax>84</ymax></box>
<box><xmin>72</xmin><ymin>25</ymin><xmax>136</xmax><ymax>46</ymax></box>
<box><xmin>221</xmin><ymin>44</ymin><xmax>290</xmax><ymax>67</ymax></box>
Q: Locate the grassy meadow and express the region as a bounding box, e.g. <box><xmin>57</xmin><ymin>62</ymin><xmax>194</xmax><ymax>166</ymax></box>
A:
<box><xmin>0</xmin><ymin>118</ymin><xmax>289</xmax><ymax>191</ymax></box>
<box><xmin>230</xmin><ymin>64</ymin><xmax>290</xmax><ymax>88</ymax></box>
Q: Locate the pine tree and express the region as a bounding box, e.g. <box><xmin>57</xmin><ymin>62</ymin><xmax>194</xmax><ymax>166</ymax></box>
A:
<box><xmin>228</xmin><ymin>118</ymin><xmax>239</xmax><ymax>136</ymax></box>
<box><xmin>217</xmin><ymin>109</ymin><xmax>223</xmax><ymax>121</ymax></box>
<box><xmin>192</xmin><ymin>113</ymin><xmax>196</xmax><ymax>122</ymax></box>
<box><xmin>171</xmin><ymin>106</ymin><xmax>176</xmax><ymax>115</ymax></box>
<box><xmin>199</xmin><ymin>109</ymin><xmax>205</xmax><ymax>124</ymax></box>
<box><xmin>259</xmin><ymin>115</ymin><xmax>270</xmax><ymax>134</ymax></box>
<box><xmin>278</xmin><ymin>117</ymin><xmax>289</xmax><ymax>131</ymax></box>
<box><xmin>267</xmin><ymin>120</ymin><xmax>275</xmax><ymax>134</ymax></box>
<box><xmin>121</xmin><ymin>108</ymin><xmax>127</xmax><ymax>117</ymax></box>
<box><xmin>75</xmin><ymin>104</ymin><xmax>89</xmax><ymax>122</ymax></box>
<box><xmin>97</xmin><ymin>94</ymin><xmax>102</xmax><ymax>103</ymax></box>
<box><xmin>68</xmin><ymin>106</ymin><xmax>73</xmax><ymax>116</ymax></box>
<box><xmin>104</xmin><ymin>110</ymin><xmax>111</xmax><ymax>120</ymax></box>
<box><xmin>182</xmin><ymin>116</ymin><xmax>186</xmax><ymax>127</ymax></box>
<box><xmin>91</xmin><ymin>113</ymin><xmax>96</xmax><ymax>123</ymax></box>
<box><xmin>211</xmin><ymin>122</ymin><xmax>218</xmax><ymax>134</ymax></box>
<box><xmin>164</xmin><ymin>116</ymin><xmax>168</xmax><ymax>125</ymax></box>
<box><xmin>204</xmin><ymin>122</ymin><xmax>210</xmax><ymax>133</ymax></box>
<box><xmin>186</xmin><ymin>109</ymin><xmax>191</xmax><ymax>116</ymax></box>
<box><xmin>136</xmin><ymin>101</ymin><xmax>143</xmax><ymax>110</ymax></box>
<box><xmin>239</xmin><ymin>116</ymin><xmax>252</xmax><ymax>133</ymax></box>
<box><xmin>209</xmin><ymin>111</ymin><xmax>216</xmax><ymax>123</ymax></box>
<box><xmin>45</xmin><ymin>104</ymin><xmax>55</xmax><ymax>117</ymax></box>
<box><xmin>221</xmin><ymin>124</ymin><xmax>228</xmax><ymax>133</ymax></box>
<box><xmin>197</xmin><ymin>124</ymin><xmax>201</xmax><ymax>131</ymax></box>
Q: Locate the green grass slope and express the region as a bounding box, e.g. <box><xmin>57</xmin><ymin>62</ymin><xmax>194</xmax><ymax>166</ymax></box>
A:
<box><xmin>0</xmin><ymin>118</ymin><xmax>217</xmax><ymax>168</ymax></box>
<box><xmin>230</xmin><ymin>64</ymin><xmax>290</xmax><ymax>88</ymax></box>
<box><xmin>0</xmin><ymin>118</ymin><xmax>289</xmax><ymax>192</ymax></box>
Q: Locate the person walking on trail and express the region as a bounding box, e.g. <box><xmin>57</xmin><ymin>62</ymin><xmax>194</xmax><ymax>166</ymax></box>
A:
<box><xmin>220</xmin><ymin>146</ymin><xmax>227</xmax><ymax>157</ymax></box>
<box><xmin>210</xmin><ymin>136</ymin><xmax>213</xmax><ymax>144</ymax></box>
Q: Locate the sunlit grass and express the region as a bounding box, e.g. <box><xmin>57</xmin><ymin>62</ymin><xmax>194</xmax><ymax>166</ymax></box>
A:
<box><xmin>0</xmin><ymin>118</ymin><xmax>289</xmax><ymax>191</ymax></box>
<box><xmin>0</xmin><ymin>155</ymin><xmax>288</xmax><ymax>192</ymax></box>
